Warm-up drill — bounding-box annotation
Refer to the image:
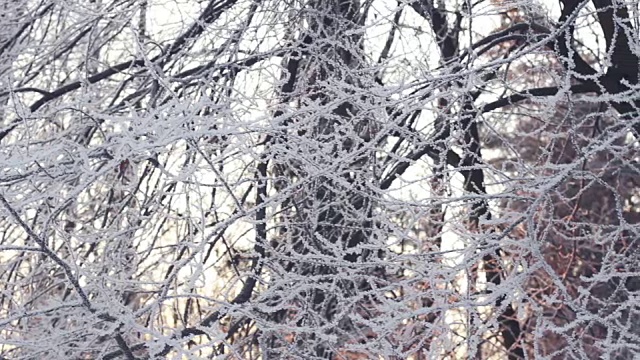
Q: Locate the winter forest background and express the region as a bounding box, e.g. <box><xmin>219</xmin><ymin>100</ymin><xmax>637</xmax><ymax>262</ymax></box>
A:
<box><xmin>1</xmin><ymin>0</ymin><xmax>640</xmax><ymax>358</ymax></box>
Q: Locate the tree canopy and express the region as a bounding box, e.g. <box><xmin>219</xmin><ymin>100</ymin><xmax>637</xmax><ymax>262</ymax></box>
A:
<box><xmin>1</xmin><ymin>0</ymin><xmax>640</xmax><ymax>358</ymax></box>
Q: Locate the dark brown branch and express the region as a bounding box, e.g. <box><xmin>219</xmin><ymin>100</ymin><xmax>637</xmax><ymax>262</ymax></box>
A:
<box><xmin>113</xmin><ymin>333</ymin><xmax>137</xmax><ymax>360</ymax></box>
<box><xmin>471</xmin><ymin>23</ymin><xmax>531</xmax><ymax>51</ymax></box>
<box><xmin>29</xmin><ymin>59</ymin><xmax>147</xmax><ymax>113</ymax></box>
<box><xmin>163</xmin><ymin>0</ymin><xmax>239</xmax><ymax>62</ymax></box>
<box><xmin>380</xmin><ymin>145</ymin><xmax>461</xmax><ymax>190</ymax></box>
<box><xmin>377</xmin><ymin>7</ymin><xmax>402</xmax><ymax>65</ymax></box>
<box><xmin>592</xmin><ymin>0</ymin><xmax>639</xmax><ymax>81</ymax></box>
<box><xmin>411</xmin><ymin>0</ymin><xmax>458</xmax><ymax>60</ymax></box>
<box><xmin>481</xmin><ymin>84</ymin><xmax>597</xmax><ymax>114</ymax></box>
<box><xmin>556</xmin><ymin>0</ymin><xmax>600</xmax><ymax>80</ymax></box>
